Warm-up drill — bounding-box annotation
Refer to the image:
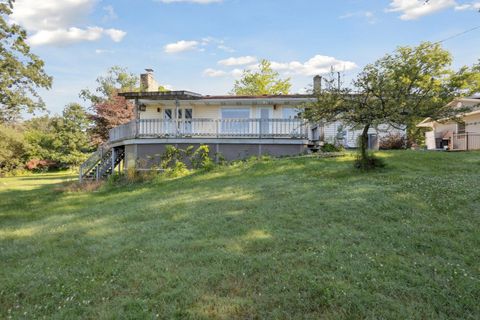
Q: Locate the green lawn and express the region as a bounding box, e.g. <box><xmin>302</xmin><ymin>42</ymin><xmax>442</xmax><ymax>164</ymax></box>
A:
<box><xmin>1</xmin><ymin>151</ymin><xmax>479</xmax><ymax>319</ymax></box>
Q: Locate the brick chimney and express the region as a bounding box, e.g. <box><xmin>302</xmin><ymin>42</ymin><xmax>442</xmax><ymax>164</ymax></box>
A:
<box><xmin>140</xmin><ymin>69</ymin><xmax>159</xmax><ymax>92</ymax></box>
<box><xmin>313</xmin><ymin>75</ymin><xmax>322</xmax><ymax>94</ymax></box>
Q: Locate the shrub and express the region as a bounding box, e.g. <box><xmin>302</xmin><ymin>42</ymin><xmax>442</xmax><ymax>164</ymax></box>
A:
<box><xmin>379</xmin><ymin>134</ymin><xmax>406</xmax><ymax>150</ymax></box>
<box><xmin>26</xmin><ymin>159</ymin><xmax>58</xmax><ymax>172</ymax></box>
<box><xmin>191</xmin><ymin>145</ymin><xmax>214</xmax><ymax>171</ymax></box>
<box><xmin>165</xmin><ymin>161</ymin><xmax>189</xmax><ymax>177</ymax></box>
<box><xmin>0</xmin><ymin>124</ymin><xmax>28</xmax><ymax>175</ymax></box>
<box><xmin>321</xmin><ymin>143</ymin><xmax>343</xmax><ymax>153</ymax></box>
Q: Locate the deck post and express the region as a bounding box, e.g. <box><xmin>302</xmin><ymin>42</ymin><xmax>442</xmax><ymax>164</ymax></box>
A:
<box><xmin>466</xmin><ymin>133</ymin><xmax>469</xmax><ymax>151</ymax></box>
<box><xmin>79</xmin><ymin>167</ymin><xmax>83</xmax><ymax>183</ymax></box>
<box><xmin>111</xmin><ymin>147</ymin><xmax>115</xmax><ymax>176</ymax></box>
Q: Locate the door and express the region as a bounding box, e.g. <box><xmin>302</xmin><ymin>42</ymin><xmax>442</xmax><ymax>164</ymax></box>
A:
<box><xmin>164</xmin><ymin>109</ymin><xmax>174</xmax><ymax>135</ymax></box>
<box><xmin>368</xmin><ymin>134</ymin><xmax>379</xmax><ymax>150</ymax></box>
<box><xmin>258</xmin><ymin>107</ymin><xmax>272</xmax><ymax>136</ymax></box>
<box><xmin>183</xmin><ymin>108</ymin><xmax>193</xmax><ymax>135</ymax></box>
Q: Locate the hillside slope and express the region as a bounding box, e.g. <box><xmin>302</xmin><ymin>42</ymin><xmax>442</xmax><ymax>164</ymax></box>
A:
<box><xmin>1</xmin><ymin>151</ymin><xmax>479</xmax><ymax>319</ymax></box>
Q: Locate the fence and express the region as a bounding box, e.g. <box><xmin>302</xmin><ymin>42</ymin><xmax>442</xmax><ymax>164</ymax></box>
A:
<box><xmin>452</xmin><ymin>133</ymin><xmax>480</xmax><ymax>151</ymax></box>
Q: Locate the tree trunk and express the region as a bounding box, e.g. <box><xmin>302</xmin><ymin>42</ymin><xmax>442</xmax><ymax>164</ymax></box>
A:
<box><xmin>360</xmin><ymin>124</ymin><xmax>370</xmax><ymax>164</ymax></box>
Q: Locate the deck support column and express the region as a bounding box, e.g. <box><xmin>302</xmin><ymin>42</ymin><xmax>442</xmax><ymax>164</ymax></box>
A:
<box><xmin>111</xmin><ymin>147</ymin><xmax>115</xmax><ymax>176</ymax></box>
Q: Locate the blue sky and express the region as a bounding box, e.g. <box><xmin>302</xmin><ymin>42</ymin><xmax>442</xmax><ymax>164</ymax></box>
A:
<box><xmin>10</xmin><ymin>0</ymin><xmax>480</xmax><ymax>115</ymax></box>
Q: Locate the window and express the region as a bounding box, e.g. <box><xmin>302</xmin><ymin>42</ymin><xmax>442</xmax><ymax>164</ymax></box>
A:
<box><xmin>282</xmin><ymin>108</ymin><xmax>300</xmax><ymax>119</ymax></box>
<box><xmin>221</xmin><ymin>108</ymin><xmax>250</xmax><ymax>134</ymax></box>
<box><xmin>221</xmin><ymin>108</ymin><xmax>250</xmax><ymax>119</ymax></box>
<box><xmin>164</xmin><ymin>109</ymin><xmax>172</xmax><ymax>120</ymax></box>
<box><xmin>458</xmin><ymin>122</ymin><xmax>466</xmax><ymax>134</ymax></box>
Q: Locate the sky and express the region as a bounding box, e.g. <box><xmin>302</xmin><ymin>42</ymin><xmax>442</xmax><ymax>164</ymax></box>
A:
<box><xmin>9</xmin><ymin>0</ymin><xmax>480</xmax><ymax>116</ymax></box>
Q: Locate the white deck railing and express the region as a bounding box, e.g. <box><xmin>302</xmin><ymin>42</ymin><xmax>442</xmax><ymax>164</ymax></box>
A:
<box><xmin>109</xmin><ymin>118</ymin><xmax>309</xmax><ymax>142</ymax></box>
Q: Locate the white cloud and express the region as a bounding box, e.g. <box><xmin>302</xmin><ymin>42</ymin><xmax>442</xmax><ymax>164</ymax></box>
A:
<box><xmin>10</xmin><ymin>0</ymin><xmax>96</xmax><ymax>30</ymax></box>
<box><xmin>164</xmin><ymin>40</ymin><xmax>199</xmax><ymax>53</ymax></box>
<box><xmin>217</xmin><ymin>44</ymin><xmax>235</xmax><ymax>53</ymax></box>
<box><xmin>204</xmin><ymin>55</ymin><xmax>357</xmax><ymax>78</ymax></box>
<box><xmin>386</xmin><ymin>0</ymin><xmax>457</xmax><ymax>20</ymax></box>
<box><xmin>218</xmin><ymin>56</ymin><xmax>257</xmax><ymax>66</ymax></box>
<box><xmin>270</xmin><ymin>55</ymin><xmax>357</xmax><ymax>76</ymax></box>
<box><xmin>27</xmin><ymin>27</ymin><xmax>126</xmax><ymax>46</ymax></box>
<box><xmin>103</xmin><ymin>5</ymin><xmax>118</xmax><ymax>21</ymax></box>
<box><xmin>339</xmin><ymin>11</ymin><xmax>377</xmax><ymax>24</ymax></box>
<box><xmin>454</xmin><ymin>1</ymin><xmax>480</xmax><ymax>10</ymax></box>
<box><xmin>156</xmin><ymin>0</ymin><xmax>222</xmax><ymax>3</ymax></box>
<box><xmin>11</xmin><ymin>0</ymin><xmax>126</xmax><ymax>46</ymax></box>
<box><xmin>203</xmin><ymin>68</ymin><xmax>227</xmax><ymax>77</ymax></box>
<box><xmin>95</xmin><ymin>49</ymin><xmax>114</xmax><ymax>54</ymax></box>
<box><xmin>104</xmin><ymin>29</ymin><xmax>127</xmax><ymax>42</ymax></box>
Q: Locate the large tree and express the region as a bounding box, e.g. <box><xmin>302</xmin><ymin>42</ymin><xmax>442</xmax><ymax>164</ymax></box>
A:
<box><xmin>305</xmin><ymin>42</ymin><xmax>475</xmax><ymax>169</ymax></box>
<box><xmin>0</xmin><ymin>0</ymin><xmax>52</xmax><ymax>123</ymax></box>
<box><xmin>24</xmin><ymin>103</ymin><xmax>93</xmax><ymax>168</ymax></box>
<box><xmin>232</xmin><ymin>59</ymin><xmax>291</xmax><ymax>95</ymax></box>
<box><xmin>80</xmin><ymin>66</ymin><xmax>138</xmax><ymax>144</ymax></box>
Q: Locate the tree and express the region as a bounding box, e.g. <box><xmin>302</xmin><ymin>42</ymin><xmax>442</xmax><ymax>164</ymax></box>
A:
<box><xmin>80</xmin><ymin>66</ymin><xmax>138</xmax><ymax>144</ymax></box>
<box><xmin>305</xmin><ymin>42</ymin><xmax>473</xmax><ymax>169</ymax></box>
<box><xmin>0</xmin><ymin>123</ymin><xmax>28</xmax><ymax>174</ymax></box>
<box><xmin>24</xmin><ymin>104</ymin><xmax>93</xmax><ymax>168</ymax></box>
<box><xmin>89</xmin><ymin>95</ymin><xmax>134</xmax><ymax>144</ymax></box>
<box><xmin>232</xmin><ymin>59</ymin><xmax>291</xmax><ymax>95</ymax></box>
<box><xmin>0</xmin><ymin>0</ymin><xmax>52</xmax><ymax>123</ymax></box>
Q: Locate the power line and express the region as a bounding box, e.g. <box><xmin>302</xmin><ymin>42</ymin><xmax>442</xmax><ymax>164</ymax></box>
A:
<box><xmin>435</xmin><ymin>25</ymin><xmax>480</xmax><ymax>44</ymax></box>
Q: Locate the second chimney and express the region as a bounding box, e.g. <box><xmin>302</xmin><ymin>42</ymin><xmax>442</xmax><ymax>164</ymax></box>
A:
<box><xmin>140</xmin><ymin>69</ymin><xmax>159</xmax><ymax>92</ymax></box>
<box><xmin>313</xmin><ymin>75</ymin><xmax>322</xmax><ymax>94</ymax></box>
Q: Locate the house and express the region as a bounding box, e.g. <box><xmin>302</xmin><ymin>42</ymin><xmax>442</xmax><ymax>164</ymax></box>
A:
<box><xmin>417</xmin><ymin>97</ymin><xmax>480</xmax><ymax>150</ymax></box>
<box><xmin>79</xmin><ymin>71</ymin><xmax>404</xmax><ymax>181</ymax></box>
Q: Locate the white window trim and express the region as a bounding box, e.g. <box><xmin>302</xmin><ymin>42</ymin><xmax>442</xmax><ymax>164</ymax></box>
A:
<box><xmin>219</xmin><ymin>107</ymin><xmax>252</xmax><ymax>119</ymax></box>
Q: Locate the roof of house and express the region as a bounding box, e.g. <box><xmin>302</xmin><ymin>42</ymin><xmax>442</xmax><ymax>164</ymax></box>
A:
<box><xmin>417</xmin><ymin>96</ymin><xmax>480</xmax><ymax>127</ymax></box>
<box><xmin>118</xmin><ymin>90</ymin><xmax>314</xmax><ymax>101</ymax></box>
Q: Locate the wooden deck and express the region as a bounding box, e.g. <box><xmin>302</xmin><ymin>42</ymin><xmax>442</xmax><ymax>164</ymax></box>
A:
<box><xmin>109</xmin><ymin>118</ymin><xmax>310</xmax><ymax>143</ymax></box>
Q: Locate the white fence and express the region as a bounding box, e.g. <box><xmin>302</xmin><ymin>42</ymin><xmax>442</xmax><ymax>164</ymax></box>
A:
<box><xmin>109</xmin><ymin>118</ymin><xmax>309</xmax><ymax>142</ymax></box>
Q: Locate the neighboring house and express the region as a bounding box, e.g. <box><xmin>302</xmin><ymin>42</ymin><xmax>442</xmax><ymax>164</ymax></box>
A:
<box><xmin>417</xmin><ymin>97</ymin><xmax>480</xmax><ymax>151</ymax></box>
<box><xmin>79</xmin><ymin>71</ymin><xmax>404</xmax><ymax>181</ymax></box>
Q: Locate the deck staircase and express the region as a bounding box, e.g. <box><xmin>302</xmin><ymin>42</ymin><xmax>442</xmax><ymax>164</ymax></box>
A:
<box><xmin>79</xmin><ymin>145</ymin><xmax>125</xmax><ymax>182</ymax></box>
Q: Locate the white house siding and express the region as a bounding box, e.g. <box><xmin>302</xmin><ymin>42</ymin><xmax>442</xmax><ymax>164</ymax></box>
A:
<box><xmin>323</xmin><ymin>122</ymin><xmax>405</xmax><ymax>148</ymax></box>
<box><xmin>465</xmin><ymin>113</ymin><xmax>480</xmax><ymax>134</ymax></box>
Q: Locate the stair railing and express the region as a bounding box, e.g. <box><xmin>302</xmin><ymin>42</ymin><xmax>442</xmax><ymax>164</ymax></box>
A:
<box><xmin>79</xmin><ymin>143</ymin><xmax>111</xmax><ymax>183</ymax></box>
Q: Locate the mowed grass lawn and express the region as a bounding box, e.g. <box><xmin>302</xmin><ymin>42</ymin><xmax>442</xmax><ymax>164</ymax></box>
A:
<box><xmin>1</xmin><ymin>151</ymin><xmax>479</xmax><ymax>319</ymax></box>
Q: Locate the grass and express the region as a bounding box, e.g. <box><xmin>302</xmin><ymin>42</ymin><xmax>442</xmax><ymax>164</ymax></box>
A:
<box><xmin>0</xmin><ymin>151</ymin><xmax>479</xmax><ymax>319</ymax></box>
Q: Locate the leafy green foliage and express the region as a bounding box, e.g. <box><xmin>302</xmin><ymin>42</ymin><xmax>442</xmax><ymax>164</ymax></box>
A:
<box><xmin>232</xmin><ymin>59</ymin><xmax>291</xmax><ymax>95</ymax></box>
<box><xmin>320</xmin><ymin>143</ymin><xmax>343</xmax><ymax>153</ymax></box>
<box><xmin>0</xmin><ymin>0</ymin><xmax>52</xmax><ymax>122</ymax></box>
<box><xmin>0</xmin><ymin>124</ymin><xmax>28</xmax><ymax>174</ymax></box>
<box><xmin>305</xmin><ymin>42</ymin><xmax>475</xmax><ymax>169</ymax></box>
<box><xmin>24</xmin><ymin>103</ymin><xmax>93</xmax><ymax>168</ymax></box>
<box><xmin>190</xmin><ymin>145</ymin><xmax>214</xmax><ymax>171</ymax></box>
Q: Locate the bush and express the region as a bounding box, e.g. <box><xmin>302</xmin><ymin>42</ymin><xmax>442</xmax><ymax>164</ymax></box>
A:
<box><xmin>321</xmin><ymin>143</ymin><xmax>343</xmax><ymax>153</ymax></box>
<box><xmin>191</xmin><ymin>145</ymin><xmax>214</xmax><ymax>171</ymax></box>
<box><xmin>165</xmin><ymin>161</ymin><xmax>189</xmax><ymax>178</ymax></box>
<box><xmin>380</xmin><ymin>134</ymin><xmax>406</xmax><ymax>150</ymax></box>
<box><xmin>26</xmin><ymin>159</ymin><xmax>58</xmax><ymax>172</ymax></box>
<box><xmin>0</xmin><ymin>124</ymin><xmax>28</xmax><ymax>175</ymax></box>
